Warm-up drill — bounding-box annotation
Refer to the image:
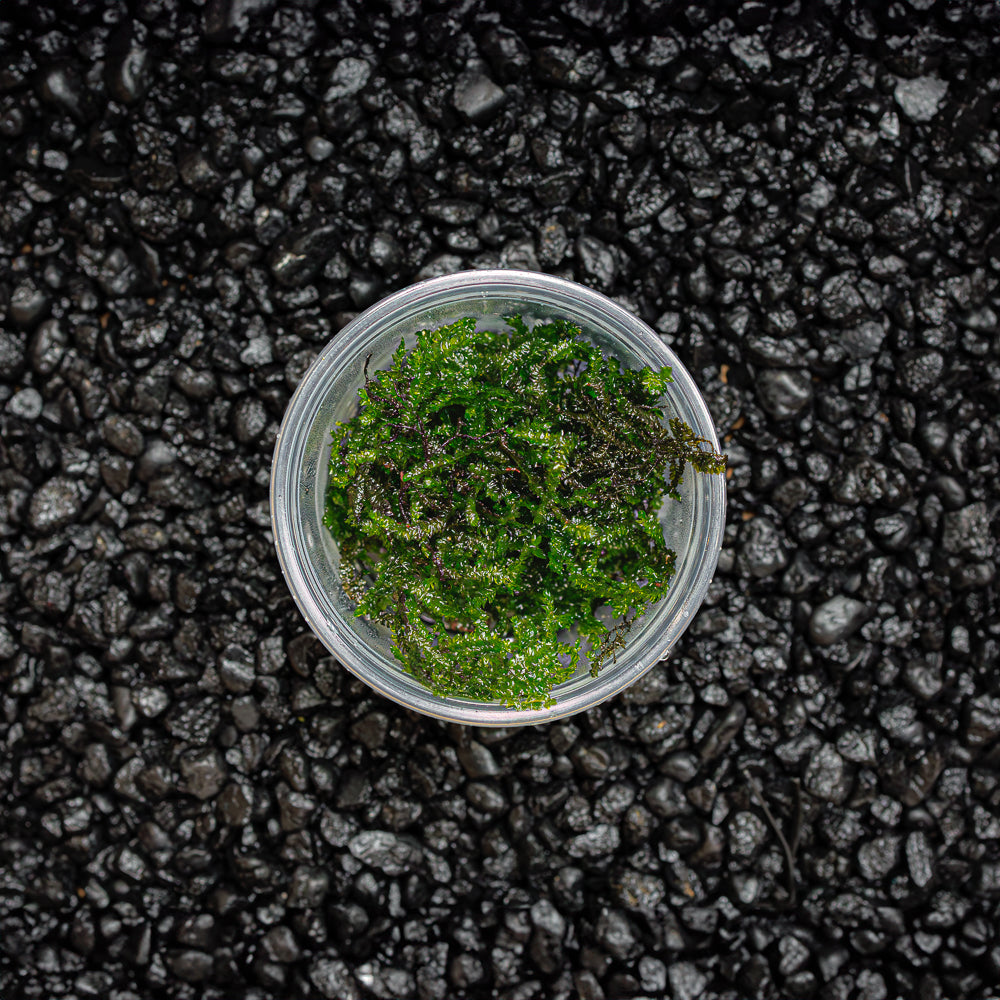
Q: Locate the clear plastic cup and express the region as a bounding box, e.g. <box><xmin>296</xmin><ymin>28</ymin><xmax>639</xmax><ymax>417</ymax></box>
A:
<box><xmin>270</xmin><ymin>270</ymin><xmax>725</xmax><ymax>725</ymax></box>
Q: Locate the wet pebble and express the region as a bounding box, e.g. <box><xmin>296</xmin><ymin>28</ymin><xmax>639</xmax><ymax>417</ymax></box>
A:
<box><xmin>894</xmin><ymin>76</ymin><xmax>948</xmax><ymax>122</ymax></box>
<box><xmin>809</xmin><ymin>596</ymin><xmax>869</xmax><ymax>645</ymax></box>
<box><xmin>804</xmin><ymin>744</ymin><xmax>852</xmax><ymax>804</ymax></box>
<box><xmin>6</xmin><ymin>388</ymin><xmax>43</xmax><ymax>420</ymax></box>
<box><xmin>348</xmin><ymin>831</ymin><xmax>423</xmax><ymax>875</ymax></box>
<box><xmin>756</xmin><ymin>370</ymin><xmax>813</xmax><ymax>419</ymax></box>
<box><xmin>179</xmin><ymin>747</ymin><xmax>227</xmax><ymax>800</ymax></box>
<box><xmin>28</xmin><ymin>477</ymin><xmax>83</xmax><ymax>534</ymax></box>
<box><xmin>452</xmin><ymin>72</ymin><xmax>506</xmax><ymax>123</ymax></box>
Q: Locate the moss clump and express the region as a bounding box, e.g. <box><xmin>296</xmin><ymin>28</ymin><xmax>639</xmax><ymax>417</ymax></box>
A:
<box><xmin>324</xmin><ymin>315</ymin><xmax>726</xmax><ymax>710</ymax></box>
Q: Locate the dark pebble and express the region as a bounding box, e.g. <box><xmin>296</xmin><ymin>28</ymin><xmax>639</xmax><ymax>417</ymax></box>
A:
<box><xmin>898</xmin><ymin>349</ymin><xmax>945</xmax><ymax>396</ymax></box>
<box><xmin>118</xmin><ymin>318</ymin><xmax>169</xmax><ymax>355</ymax></box>
<box><xmin>942</xmin><ymin>503</ymin><xmax>993</xmax><ymax>560</ymax></box>
<box><xmin>756</xmin><ymin>369</ymin><xmax>813</xmax><ymax>419</ymax></box>
<box><xmin>30</xmin><ymin>319</ymin><xmax>67</xmax><ymax>373</ymax></box>
<box><xmin>261</xmin><ymin>926</ymin><xmax>301</xmax><ymax>963</ymax></box>
<box><xmin>101</xmin><ymin>415</ymin><xmax>144</xmax><ymax>457</ymax></box>
<box><xmin>179</xmin><ymin>747</ymin><xmax>228</xmax><ymax>800</ymax></box>
<box><xmin>10</xmin><ymin>279</ymin><xmax>51</xmax><ymax>328</ymax></box>
<box><xmin>233</xmin><ymin>396</ymin><xmax>268</xmax><ymax>443</ymax></box>
<box><xmin>809</xmin><ymin>596</ymin><xmax>868</xmax><ymax>645</ymax></box>
<box><xmin>594</xmin><ymin>909</ymin><xmax>642</xmax><ymax>960</ymax></box>
<box><xmin>804</xmin><ymin>744</ymin><xmax>851</xmax><ymax>804</ymax></box>
<box><xmin>452</xmin><ymin>72</ymin><xmax>506</xmax><ymax>122</ymax></box>
<box><xmin>269</xmin><ymin>221</ymin><xmax>341</xmax><ymax>287</ymax></box>
<box><xmin>738</xmin><ymin>517</ymin><xmax>789</xmax><ymax>577</ymax></box>
<box><xmin>895</xmin><ymin>76</ymin><xmax>948</xmax><ymax>122</ymax></box>
<box><xmin>457</xmin><ymin>741</ymin><xmax>500</xmax><ymax>778</ymax></box>
<box><xmin>165</xmin><ymin>950</ymin><xmax>214</xmax><ymax>983</ymax></box>
<box><xmin>7</xmin><ymin>388</ymin><xmax>44</xmax><ymax>420</ymax></box>
<box><xmin>348</xmin><ymin>830</ymin><xmax>422</xmax><ymax>875</ymax></box>
<box><xmin>28</xmin><ymin>477</ymin><xmax>83</xmax><ymax>534</ymax></box>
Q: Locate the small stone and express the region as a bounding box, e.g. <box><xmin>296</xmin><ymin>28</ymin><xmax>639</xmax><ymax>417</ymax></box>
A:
<box><xmin>368</xmin><ymin>232</ymin><xmax>401</xmax><ymax>271</ymax></box>
<box><xmin>804</xmin><ymin>744</ymin><xmax>851</xmax><ymax>804</ymax></box>
<box><xmin>663</xmin><ymin>816</ymin><xmax>702</xmax><ymax>851</ymax></box>
<box><xmin>942</xmin><ymin>503</ymin><xmax>993</xmax><ymax>560</ymax></box>
<box><xmin>240</xmin><ymin>336</ymin><xmax>273</xmax><ymax>366</ymax></box>
<box><xmin>536</xmin><ymin>170</ymin><xmax>582</xmax><ymax>207</ymax></box>
<box><xmin>903</xmin><ymin>660</ymin><xmax>942</xmax><ymax>701</ymax></box>
<box><xmin>324</xmin><ymin>57</ymin><xmax>371</xmax><ymax>100</ymax></box>
<box><xmin>217</xmin><ymin>783</ymin><xmax>251</xmax><ymax>825</ymax></box>
<box><xmin>529</xmin><ymin>899</ymin><xmax>566</xmax><ymax>973</ymax></box>
<box><xmin>809</xmin><ymin>596</ymin><xmax>868</xmax><ymax>645</ymax></box>
<box><xmin>165</xmin><ymin>950</ymin><xmax>214</xmax><ymax>983</ymax></box>
<box><xmin>700</xmin><ymin>702</ymin><xmax>747</xmax><ymax>761</ymax></box>
<box><xmin>821</xmin><ymin>274</ymin><xmax>867</xmax><ymax>325</ymax></box>
<box><xmin>449</xmin><ymin>954</ymin><xmax>485</xmax><ymax>988</ymax></box>
<box><xmin>262</xmin><ymin>926</ymin><xmax>301</xmax><ymax>963</ymax></box>
<box><xmin>310</xmin><ymin>957</ymin><xmax>361</xmax><ymax>1000</ymax></box>
<box><xmin>906</xmin><ymin>830</ymin><xmax>934</xmax><ymax>888</ymax></box>
<box><xmin>566</xmin><ymin>824</ymin><xmax>620</xmax><ymax>858</ymax></box>
<box><xmin>233</xmin><ymin>397</ymin><xmax>268</xmax><ymax>443</ymax></box>
<box><xmin>119</xmin><ymin>317</ymin><xmax>169</xmax><ymax>355</ymax></box>
<box><xmin>179</xmin><ymin>747</ymin><xmax>228</xmax><ymax>800</ymax></box>
<box><xmin>10</xmin><ymin>278</ymin><xmax>51</xmax><ymax>328</ymax></box>
<box><xmin>966</xmin><ymin>695</ymin><xmax>1000</xmax><ymax>748</ymax></box>
<box><xmin>646</xmin><ymin>778</ymin><xmax>687</xmax><ymax>818</ymax></box>
<box><xmin>6</xmin><ymin>388</ymin><xmax>43</xmax><ymax>420</ymax></box>
<box><xmin>756</xmin><ymin>371</ymin><xmax>813</xmax><ymax>420</ymax></box>
<box><xmin>668</xmin><ymin>961</ymin><xmax>708</xmax><ymax>1000</ymax></box>
<box><xmin>108</xmin><ymin>26</ymin><xmax>150</xmax><ymax>104</ymax></box>
<box><xmin>115</xmin><ymin>844</ymin><xmax>148</xmax><ymax>881</ymax></box>
<box><xmin>457</xmin><ymin>741</ymin><xmax>500</xmax><ymax>778</ymax></box>
<box><xmin>0</xmin><ymin>331</ymin><xmax>25</xmax><ymax>378</ymax></box>
<box><xmin>288</xmin><ymin>865</ymin><xmax>330</xmax><ymax>908</ymax></box>
<box><xmin>500</xmin><ymin>240</ymin><xmax>541</xmax><ymax>272</ymax></box>
<box><xmin>857</xmin><ymin>835</ymin><xmax>901</xmax><ymax>880</ymax></box>
<box><xmin>29</xmin><ymin>477</ymin><xmax>83</xmax><ymax>534</ymax></box>
<box><xmin>594</xmin><ymin>909</ymin><xmax>641</xmax><ymax>960</ymax></box>
<box><xmin>481</xmin><ymin>27</ymin><xmax>531</xmax><ymax>82</ymax></box>
<box><xmin>306</xmin><ymin>135</ymin><xmax>334</xmax><ymax>161</ymax></box>
<box><xmin>218</xmin><ymin>644</ymin><xmax>255</xmax><ymax>693</ymax></box>
<box><xmin>639</xmin><ymin>955</ymin><xmax>668</xmax><ymax>992</ymax></box>
<box><xmin>898</xmin><ymin>349</ymin><xmax>944</xmax><ymax>396</ymax></box>
<box><xmin>661</xmin><ymin>752</ymin><xmax>699</xmax><ymax>782</ymax></box>
<box><xmin>894</xmin><ymin>75</ymin><xmax>948</xmax><ymax>122</ymax></box>
<box><xmin>269</xmin><ymin>221</ymin><xmax>340</xmax><ymax>287</ymax></box>
<box><xmin>843</xmin><ymin>321</ymin><xmax>886</xmax><ymax>359</ymax></box>
<box><xmin>178</xmin><ymin>149</ymin><xmax>223</xmax><ymax>192</ymax></box>
<box><xmin>538</xmin><ymin>220</ymin><xmax>569</xmax><ymax>267</ymax></box>
<box><xmin>424</xmin><ymin>199</ymin><xmax>483</xmax><ymax>225</ymax></box>
<box><xmin>739</xmin><ymin>518</ymin><xmax>789</xmax><ymax>578</ymax></box>
<box><xmin>277</xmin><ymin>785</ymin><xmax>316</xmax><ymax>830</ymax></box>
<box><xmin>729</xmin><ymin>35</ymin><xmax>771</xmax><ymax>73</ymax></box>
<box><xmin>102</xmin><ymin>415</ymin><xmax>144</xmax><ymax>457</ymax></box>
<box><xmin>575</xmin><ymin>235</ymin><xmax>617</xmax><ymax>289</ymax></box>
<box><xmin>349</xmin><ymin>712</ymin><xmax>389</xmax><ymax>750</ymax></box>
<box><xmin>452</xmin><ymin>72</ymin><xmax>505</xmax><ymax>123</ymax></box>
<box><xmin>730</xmin><ymin>811</ymin><xmax>768</xmax><ymax>860</ymax></box>
<box><xmin>348</xmin><ymin>830</ymin><xmax>423</xmax><ymax>875</ymax></box>
<box><xmin>39</xmin><ymin>66</ymin><xmax>84</xmax><ymax>120</ymax></box>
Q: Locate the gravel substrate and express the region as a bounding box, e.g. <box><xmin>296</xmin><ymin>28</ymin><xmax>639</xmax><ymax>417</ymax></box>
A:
<box><xmin>2</xmin><ymin>2</ymin><xmax>1000</xmax><ymax>998</ymax></box>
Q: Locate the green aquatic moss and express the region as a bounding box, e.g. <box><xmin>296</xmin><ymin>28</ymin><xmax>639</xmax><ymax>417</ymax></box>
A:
<box><xmin>324</xmin><ymin>315</ymin><xmax>726</xmax><ymax>710</ymax></box>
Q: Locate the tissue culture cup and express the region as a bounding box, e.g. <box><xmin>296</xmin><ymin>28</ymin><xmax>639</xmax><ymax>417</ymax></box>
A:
<box><xmin>270</xmin><ymin>270</ymin><xmax>726</xmax><ymax>726</ymax></box>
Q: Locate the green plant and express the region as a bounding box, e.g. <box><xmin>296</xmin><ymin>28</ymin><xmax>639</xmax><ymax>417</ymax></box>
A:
<box><xmin>324</xmin><ymin>315</ymin><xmax>726</xmax><ymax>710</ymax></box>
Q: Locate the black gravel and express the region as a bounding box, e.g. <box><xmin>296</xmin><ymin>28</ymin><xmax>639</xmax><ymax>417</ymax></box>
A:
<box><xmin>2</xmin><ymin>2</ymin><xmax>1000</xmax><ymax>998</ymax></box>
